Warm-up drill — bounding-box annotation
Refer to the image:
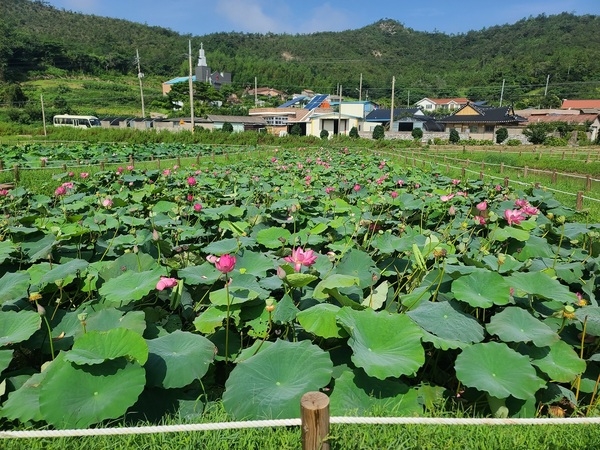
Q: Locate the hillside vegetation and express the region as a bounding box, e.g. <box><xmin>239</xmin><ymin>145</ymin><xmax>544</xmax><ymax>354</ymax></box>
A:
<box><xmin>0</xmin><ymin>0</ymin><xmax>599</xmax><ymax>119</ymax></box>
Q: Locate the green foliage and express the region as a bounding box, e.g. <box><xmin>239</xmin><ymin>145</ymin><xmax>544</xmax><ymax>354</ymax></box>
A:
<box><xmin>523</xmin><ymin>123</ymin><xmax>549</xmax><ymax>144</ymax></box>
<box><xmin>495</xmin><ymin>127</ymin><xmax>508</xmax><ymax>144</ymax></box>
<box><xmin>449</xmin><ymin>128</ymin><xmax>460</xmax><ymax>143</ymax></box>
<box><xmin>372</xmin><ymin>125</ymin><xmax>385</xmax><ymax>140</ymax></box>
<box><xmin>349</xmin><ymin>126</ymin><xmax>359</xmax><ymax>139</ymax></box>
<box><xmin>320</xmin><ymin>129</ymin><xmax>329</xmax><ymax>139</ymax></box>
<box><xmin>506</xmin><ymin>138</ymin><xmax>522</xmax><ymax>146</ymax></box>
<box><xmin>221</xmin><ymin>122</ymin><xmax>234</xmax><ymax>133</ymax></box>
<box><xmin>289</xmin><ymin>123</ymin><xmax>302</xmax><ymax>136</ymax></box>
<box><xmin>411</xmin><ymin>127</ymin><xmax>423</xmax><ymax>140</ymax></box>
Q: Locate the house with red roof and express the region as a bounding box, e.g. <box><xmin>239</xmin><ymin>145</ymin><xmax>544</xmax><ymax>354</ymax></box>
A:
<box><xmin>561</xmin><ymin>99</ymin><xmax>600</xmax><ymax>110</ymax></box>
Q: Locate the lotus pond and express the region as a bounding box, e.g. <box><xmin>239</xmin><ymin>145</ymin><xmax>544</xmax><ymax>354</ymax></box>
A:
<box><xmin>0</xmin><ymin>146</ymin><xmax>599</xmax><ymax>429</ymax></box>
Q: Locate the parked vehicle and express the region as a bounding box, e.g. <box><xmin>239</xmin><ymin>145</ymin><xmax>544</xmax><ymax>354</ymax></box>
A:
<box><xmin>52</xmin><ymin>114</ymin><xmax>101</xmax><ymax>128</ymax></box>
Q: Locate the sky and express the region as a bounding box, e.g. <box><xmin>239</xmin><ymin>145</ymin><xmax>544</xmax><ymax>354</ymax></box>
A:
<box><xmin>43</xmin><ymin>0</ymin><xmax>598</xmax><ymax>36</ymax></box>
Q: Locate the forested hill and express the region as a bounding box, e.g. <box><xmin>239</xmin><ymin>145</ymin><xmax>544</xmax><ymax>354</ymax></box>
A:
<box><xmin>1</xmin><ymin>0</ymin><xmax>600</xmax><ymax>104</ymax></box>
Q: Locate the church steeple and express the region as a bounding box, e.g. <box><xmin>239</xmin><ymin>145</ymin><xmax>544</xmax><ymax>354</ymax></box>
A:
<box><xmin>197</xmin><ymin>42</ymin><xmax>207</xmax><ymax>67</ymax></box>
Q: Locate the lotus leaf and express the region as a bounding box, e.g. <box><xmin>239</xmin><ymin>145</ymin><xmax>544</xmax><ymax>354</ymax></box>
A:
<box><xmin>451</xmin><ymin>270</ymin><xmax>510</xmax><ymax>308</ymax></box>
<box><xmin>202</xmin><ymin>238</ymin><xmax>240</xmax><ymax>255</ymax></box>
<box><xmin>0</xmin><ymin>349</ymin><xmax>13</xmax><ymax>373</ymax></box>
<box><xmin>521</xmin><ymin>340</ymin><xmax>586</xmax><ymax>382</ymax></box>
<box><xmin>255</xmin><ymin>227</ymin><xmax>292</xmax><ymax>249</ymax></box>
<box><xmin>337</xmin><ymin>308</ymin><xmax>424</xmax><ymax>379</ymax></box>
<box><xmin>21</xmin><ymin>233</ymin><xmax>56</xmax><ymax>262</ymax></box>
<box><xmin>297</xmin><ymin>303</ymin><xmax>348</xmax><ymax>338</ymax></box>
<box><xmin>1</xmin><ymin>371</ymin><xmax>46</xmax><ymax>423</ymax></box>
<box><xmin>362</xmin><ymin>281</ymin><xmax>389</xmax><ymax>310</ymax></box>
<box><xmin>98</xmin><ymin>267</ymin><xmax>163</xmax><ymax>306</ymax></box>
<box><xmin>507</xmin><ymin>272</ymin><xmax>577</xmax><ymax>304</ymax></box>
<box><xmin>407</xmin><ymin>300</ymin><xmax>484</xmax><ymax>344</ymax></box>
<box><xmin>271</xmin><ymin>294</ymin><xmax>299</xmax><ymax>324</ymax></box>
<box><xmin>223</xmin><ymin>339</ymin><xmax>333</xmax><ymax>419</ymax></box>
<box><xmin>313</xmin><ymin>274</ymin><xmax>360</xmax><ymax>300</ymax></box>
<box><xmin>575</xmin><ymin>306</ymin><xmax>600</xmax><ymax>337</ymax></box>
<box><xmin>64</xmin><ymin>328</ymin><xmax>148</xmax><ymax>365</ymax></box>
<box><xmin>0</xmin><ymin>272</ymin><xmax>30</xmax><ymax>305</ymax></box>
<box><xmin>0</xmin><ymin>310</ymin><xmax>42</xmax><ymax>346</ymax></box>
<box><xmin>0</xmin><ymin>241</ymin><xmax>17</xmax><ymax>264</ymax></box>
<box><xmin>329</xmin><ymin>369</ymin><xmax>421</xmax><ymax>416</ymax></box>
<box><xmin>486</xmin><ymin>307</ymin><xmax>559</xmax><ymax>347</ymax></box>
<box><xmin>145</xmin><ymin>330</ymin><xmax>215</xmax><ymax>389</ymax></box>
<box><xmin>235</xmin><ymin>250</ymin><xmax>275</xmax><ymax>277</ymax></box>
<box><xmin>39</xmin><ymin>355</ymin><xmax>145</xmax><ymax>428</ymax></box>
<box><xmin>455</xmin><ymin>342</ymin><xmax>545</xmax><ymax>399</ymax></box>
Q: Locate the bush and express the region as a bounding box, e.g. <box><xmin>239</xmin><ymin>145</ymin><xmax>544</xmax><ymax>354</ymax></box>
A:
<box><xmin>320</xmin><ymin>129</ymin><xmax>329</xmax><ymax>140</ymax></box>
<box><xmin>372</xmin><ymin>125</ymin><xmax>385</xmax><ymax>140</ymax></box>
<box><xmin>495</xmin><ymin>127</ymin><xmax>508</xmax><ymax>144</ymax></box>
<box><xmin>289</xmin><ymin>123</ymin><xmax>302</xmax><ymax>136</ymax></box>
<box><xmin>449</xmin><ymin>129</ymin><xmax>460</xmax><ymax>143</ymax></box>
<box><xmin>506</xmin><ymin>139</ymin><xmax>521</xmax><ymax>146</ymax></box>
<box><xmin>349</xmin><ymin>126</ymin><xmax>359</xmax><ymax>139</ymax></box>
<box><xmin>222</xmin><ymin>122</ymin><xmax>234</xmax><ymax>133</ymax></box>
<box><xmin>411</xmin><ymin>128</ymin><xmax>423</xmax><ymax>140</ymax></box>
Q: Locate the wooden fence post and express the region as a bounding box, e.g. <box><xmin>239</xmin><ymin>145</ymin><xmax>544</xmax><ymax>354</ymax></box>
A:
<box><xmin>585</xmin><ymin>175</ymin><xmax>592</xmax><ymax>191</ymax></box>
<box><xmin>500</xmin><ymin>162</ymin><xmax>504</xmax><ymax>174</ymax></box>
<box><xmin>552</xmin><ymin>170</ymin><xmax>557</xmax><ymax>184</ymax></box>
<box><xmin>0</xmin><ymin>159</ymin><xmax>3</xmax><ymax>171</ymax></box>
<box><xmin>301</xmin><ymin>392</ymin><xmax>330</xmax><ymax>450</ymax></box>
<box><xmin>504</xmin><ymin>177</ymin><xmax>509</xmax><ymax>188</ymax></box>
<box><xmin>576</xmin><ymin>191</ymin><xmax>583</xmax><ymax>211</ymax></box>
<box><xmin>13</xmin><ymin>164</ymin><xmax>19</xmax><ymax>183</ymax></box>
<box><xmin>524</xmin><ymin>166</ymin><xmax>528</xmax><ymax>177</ymax></box>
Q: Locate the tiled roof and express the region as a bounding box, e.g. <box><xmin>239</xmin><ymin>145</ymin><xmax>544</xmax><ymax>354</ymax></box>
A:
<box><xmin>561</xmin><ymin>99</ymin><xmax>600</xmax><ymax>109</ymax></box>
<box><xmin>207</xmin><ymin>115</ymin><xmax>266</xmax><ymax>124</ymax></box>
<box><xmin>427</xmin><ymin>97</ymin><xmax>470</xmax><ymax>105</ymax></box>
<box><xmin>524</xmin><ymin>113</ymin><xmax>599</xmax><ymax>125</ymax></box>
<box><xmin>365</xmin><ymin>108</ymin><xmax>420</xmax><ymax>121</ymax></box>
<box><xmin>438</xmin><ymin>104</ymin><xmax>527</xmax><ymax>124</ymax></box>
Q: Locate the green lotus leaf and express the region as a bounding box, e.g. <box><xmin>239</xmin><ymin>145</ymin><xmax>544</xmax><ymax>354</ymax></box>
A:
<box><xmin>0</xmin><ymin>241</ymin><xmax>17</xmax><ymax>264</ymax></box>
<box><xmin>0</xmin><ymin>310</ymin><xmax>42</xmax><ymax>347</ymax></box>
<box><xmin>64</xmin><ymin>328</ymin><xmax>148</xmax><ymax>365</ymax></box>
<box><xmin>575</xmin><ymin>306</ymin><xmax>600</xmax><ymax>337</ymax></box>
<box><xmin>98</xmin><ymin>268</ymin><xmax>163</xmax><ymax>306</ymax></box>
<box><xmin>145</xmin><ymin>330</ymin><xmax>215</xmax><ymax>389</ymax></box>
<box><xmin>370</xmin><ymin>233</ymin><xmax>404</xmax><ymax>255</ymax></box>
<box><xmin>39</xmin><ymin>355</ymin><xmax>145</xmax><ymax>429</ymax></box>
<box><xmin>0</xmin><ymin>272</ymin><xmax>30</xmax><ymax>305</ymax></box>
<box><xmin>482</xmin><ymin>253</ymin><xmax>523</xmax><ymax>273</ymax></box>
<box><xmin>313</xmin><ymin>274</ymin><xmax>360</xmax><ymax>300</ymax></box>
<box><xmin>0</xmin><ymin>349</ymin><xmax>13</xmax><ymax>373</ymax></box>
<box><xmin>521</xmin><ymin>340</ymin><xmax>586</xmax><ymax>382</ymax></box>
<box><xmin>202</xmin><ymin>238</ymin><xmax>240</xmax><ymax>255</ymax></box>
<box><xmin>193</xmin><ymin>305</ymin><xmax>235</xmax><ymax>333</ymax></box>
<box><xmin>21</xmin><ymin>233</ymin><xmax>56</xmax><ymax>262</ymax></box>
<box><xmin>489</xmin><ymin>226</ymin><xmax>530</xmax><ymax>242</ymax></box>
<box><xmin>39</xmin><ymin>258</ymin><xmax>89</xmax><ymax>287</ymax></box>
<box><xmin>297</xmin><ymin>303</ymin><xmax>348</xmax><ymax>338</ymax></box>
<box><xmin>285</xmin><ymin>272</ymin><xmax>318</xmax><ymax>288</ymax></box>
<box><xmin>1</xmin><ymin>370</ymin><xmax>46</xmax><ymax>423</ymax></box>
<box><xmin>407</xmin><ymin>300</ymin><xmax>484</xmax><ymax>344</ymax></box>
<box><xmin>455</xmin><ymin>342</ymin><xmax>545</xmax><ymax>399</ymax></box>
<box><xmin>235</xmin><ymin>250</ymin><xmax>275</xmax><ymax>277</ymax></box>
<box><xmin>256</xmin><ymin>227</ymin><xmax>292</xmax><ymax>249</ymax></box>
<box><xmin>507</xmin><ymin>272</ymin><xmax>577</xmax><ymax>304</ymax></box>
<box><xmin>486</xmin><ymin>307</ymin><xmax>559</xmax><ymax>347</ymax></box>
<box><xmin>85</xmin><ymin>309</ymin><xmax>147</xmax><ymax>336</ymax></box>
<box><xmin>271</xmin><ymin>294</ymin><xmax>300</xmax><ymax>324</ymax></box>
<box><xmin>329</xmin><ymin>369</ymin><xmax>421</xmax><ymax>416</ymax></box>
<box><xmin>99</xmin><ymin>252</ymin><xmax>159</xmax><ymax>281</ymax></box>
<box><xmin>337</xmin><ymin>308</ymin><xmax>424</xmax><ymax>380</ymax></box>
<box><xmin>151</xmin><ymin>200</ymin><xmax>178</xmax><ymax>214</ymax></box>
<box><xmin>362</xmin><ymin>281</ymin><xmax>389</xmax><ymax>310</ymax></box>
<box><xmin>209</xmin><ymin>286</ymin><xmax>259</xmax><ymax>306</ymax></box>
<box><xmin>420</xmin><ymin>329</ymin><xmax>468</xmax><ymax>350</ymax></box>
<box><xmin>514</xmin><ymin>235</ymin><xmax>555</xmax><ymax>261</ymax></box>
<box><xmin>451</xmin><ymin>270</ymin><xmax>510</xmax><ymax>308</ymax></box>
<box><xmin>178</xmin><ymin>262</ymin><xmax>221</xmax><ymax>285</ymax></box>
<box><xmin>223</xmin><ymin>339</ymin><xmax>333</xmax><ymax>419</ymax></box>
<box><xmin>335</xmin><ymin>249</ymin><xmax>377</xmax><ymax>288</ymax></box>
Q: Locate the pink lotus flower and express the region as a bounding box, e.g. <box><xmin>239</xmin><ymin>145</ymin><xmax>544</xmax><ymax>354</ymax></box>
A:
<box><xmin>80</xmin><ymin>172</ymin><xmax>89</xmax><ymax>179</ymax></box>
<box><xmin>440</xmin><ymin>194</ymin><xmax>454</xmax><ymax>202</ymax></box>
<box><xmin>102</xmin><ymin>198</ymin><xmax>113</xmax><ymax>208</ymax></box>
<box><xmin>515</xmin><ymin>199</ymin><xmax>529</xmax><ymax>208</ymax></box>
<box><xmin>325</xmin><ymin>186</ymin><xmax>335</xmax><ymax>194</ymax></box>
<box><xmin>397</xmin><ymin>179</ymin><xmax>405</xmax><ymax>186</ymax></box>
<box><xmin>211</xmin><ymin>254</ymin><xmax>236</xmax><ymax>273</ymax></box>
<box><xmin>390</xmin><ymin>191</ymin><xmax>398</xmax><ymax>199</ymax></box>
<box><xmin>474</xmin><ymin>215</ymin><xmax>486</xmax><ymax>225</ymax></box>
<box><xmin>0</xmin><ymin>189</ymin><xmax>9</xmax><ymax>196</ymax></box>
<box><xmin>187</xmin><ymin>194</ymin><xmax>194</xmax><ymax>202</ymax></box>
<box><xmin>156</xmin><ymin>277</ymin><xmax>178</xmax><ymax>291</ymax></box>
<box><xmin>504</xmin><ymin>209</ymin><xmax>526</xmax><ymax>226</ymax></box>
<box><xmin>127</xmin><ymin>165</ymin><xmax>135</xmax><ymax>171</ymax></box>
<box><xmin>521</xmin><ymin>205</ymin><xmax>539</xmax><ymax>216</ymax></box>
<box><xmin>54</xmin><ymin>186</ymin><xmax>67</xmax><ymax>196</ymax></box>
<box><xmin>448</xmin><ymin>205</ymin><xmax>456</xmax><ymax>216</ymax></box>
<box><xmin>476</xmin><ymin>201</ymin><xmax>488</xmax><ymax>211</ymax></box>
<box><xmin>451</xmin><ymin>179</ymin><xmax>460</xmax><ymax>185</ymax></box>
<box><xmin>193</xmin><ymin>203</ymin><xmax>202</xmax><ymax>212</ymax></box>
<box><xmin>117</xmin><ymin>167</ymin><xmax>124</xmax><ymax>174</ymax></box>
<box><xmin>284</xmin><ymin>247</ymin><xmax>318</xmax><ymax>272</ymax></box>
<box><xmin>187</xmin><ymin>176</ymin><xmax>197</xmax><ymax>186</ymax></box>
<box><xmin>353</xmin><ymin>184</ymin><xmax>361</xmax><ymax>192</ymax></box>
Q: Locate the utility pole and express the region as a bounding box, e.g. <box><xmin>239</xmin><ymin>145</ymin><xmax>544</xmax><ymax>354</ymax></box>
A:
<box><xmin>544</xmin><ymin>74</ymin><xmax>550</xmax><ymax>96</ymax></box>
<box><xmin>188</xmin><ymin>40</ymin><xmax>195</xmax><ymax>132</ymax></box>
<box><xmin>135</xmin><ymin>49</ymin><xmax>145</xmax><ymax>118</ymax></box>
<box><xmin>358</xmin><ymin>73</ymin><xmax>362</xmax><ymax>101</ymax></box>
<box><xmin>40</xmin><ymin>94</ymin><xmax>47</xmax><ymax>136</ymax></box>
<box><xmin>337</xmin><ymin>84</ymin><xmax>342</xmax><ymax>135</ymax></box>
<box><xmin>389</xmin><ymin>76</ymin><xmax>395</xmax><ymax>132</ymax></box>
<box><xmin>407</xmin><ymin>90</ymin><xmax>410</xmax><ymax>108</ymax></box>
<box><xmin>255</xmin><ymin>77</ymin><xmax>258</xmax><ymax>105</ymax></box>
<box><xmin>499</xmin><ymin>79</ymin><xmax>505</xmax><ymax>107</ymax></box>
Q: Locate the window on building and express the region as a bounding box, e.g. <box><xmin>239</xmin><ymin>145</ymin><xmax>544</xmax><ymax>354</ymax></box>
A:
<box><xmin>484</xmin><ymin>125</ymin><xmax>494</xmax><ymax>133</ymax></box>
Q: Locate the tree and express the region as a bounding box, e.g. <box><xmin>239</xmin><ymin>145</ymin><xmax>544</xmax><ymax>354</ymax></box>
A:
<box><xmin>372</xmin><ymin>125</ymin><xmax>385</xmax><ymax>140</ymax></box>
<box><xmin>320</xmin><ymin>129</ymin><xmax>329</xmax><ymax>140</ymax></box>
<box><xmin>289</xmin><ymin>123</ymin><xmax>302</xmax><ymax>136</ymax></box>
<box><xmin>449</xmin><ymin>128</ymin><xmax>460</xmax><ymax>143</ymax></box>
<box><xmin>495</xmin><ymin>127</ymin><xmax>508</xmax><ymax>144</ymax></box>
<box><xmin>349</xmin><ymin>126</ymin><xmax>359</xmax><ymax>139</ymax></box>
<box><xmin>522</xmin><ymin>123</ymin><xmax>549</xmax><ymax>144</ymax></box>
<box><xmin>411</xmin><ymin>127</ymin><xmax>423</xmax><ymax>140</ymax></box>
<box><xmin>222</xmin><ymin>122</ymin><xmax>233</xmax><ymax>133</ymax></box>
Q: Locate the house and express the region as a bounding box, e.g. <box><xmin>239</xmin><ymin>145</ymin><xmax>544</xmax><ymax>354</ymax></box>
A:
<box><xmin>207</xmin><ymin>115</ymin><xmax>266</xmax><ymax>132</ymax></box>
<box><xmin>248</xmin><ymin>107</ymin><xmax>311</xmax><ymax>136</ymax></box>
<box><xmin>415</xmin><ymin>97</ymin><xmax>470</xmax><ymax>112</ymax></box>
<box><xmin>364</xmin><ymin>108</ymin><xmax>443</xmax><ymax>133</ymax></box>
<box><xmin>437</xmin><ymin>103</ymin><xmax>527</xmax><ymax>140</ymax></box>
<box><xmin>246</xmin><ymin>87</ymin><xmax>286</xmax><ymax>100</ymax></box>
<box><xmin>516</xmin><ymin>108</ymin><xmax>600</xmax><ymax>142</ymax></box>
<box><xmin>561</xmin><ymin>99</ymin><xmax>600</xmax><ymax>111</ymax></box>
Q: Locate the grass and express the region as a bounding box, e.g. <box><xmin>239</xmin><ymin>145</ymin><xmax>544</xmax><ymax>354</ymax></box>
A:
<box><xmin>2</xmin><ymin>402</ymin><xmax>600</xmax><ymax>450</ymax></box>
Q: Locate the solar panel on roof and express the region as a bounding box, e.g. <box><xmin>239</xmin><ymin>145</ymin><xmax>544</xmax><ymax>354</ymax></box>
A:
<box><xmin>304</xmin><ymin>94</ymin><xmax>328</xmax><ymax>110</ymax></box>
<box><xmin>278</xmin><ymin>97</ymin><xmax>305</xmax><ymax>108</ymax></box>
